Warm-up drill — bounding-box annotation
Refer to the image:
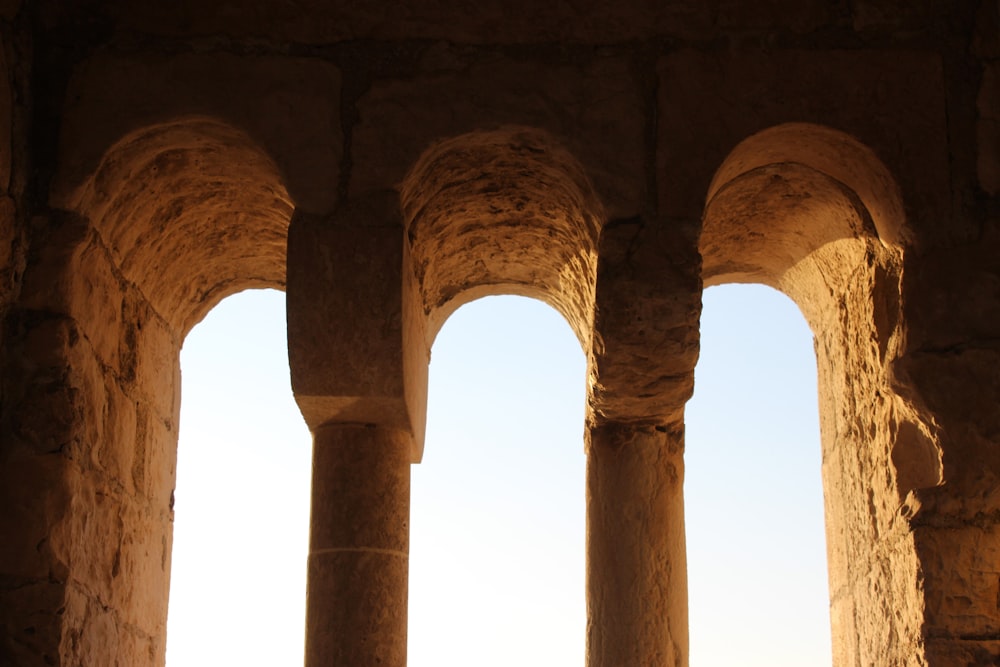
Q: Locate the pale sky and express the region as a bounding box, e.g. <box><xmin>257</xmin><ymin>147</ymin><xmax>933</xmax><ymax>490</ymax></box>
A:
<box><xmin>165</xmin><ymin>285</ymin><xmax>830</xmax><ymax>666</ymax></box>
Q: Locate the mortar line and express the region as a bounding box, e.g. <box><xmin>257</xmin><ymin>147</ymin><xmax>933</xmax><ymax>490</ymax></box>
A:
<box><xmin>310</xmin><ymin>546</ymin><xmax>408</xmax><ymax>559</ymax></box>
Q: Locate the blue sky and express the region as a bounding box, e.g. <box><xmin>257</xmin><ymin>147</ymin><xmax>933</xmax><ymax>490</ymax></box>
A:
<box><xmin>165</xmin><ymin>284</ymin><xmax>830</xmax><ymax>666</ymax></box>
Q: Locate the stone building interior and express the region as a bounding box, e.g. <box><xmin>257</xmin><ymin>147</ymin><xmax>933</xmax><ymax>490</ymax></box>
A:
<box><xmin>1</xmin><ymin>0</ymin><xmax>999</xmax><ymax>665</ymax></box>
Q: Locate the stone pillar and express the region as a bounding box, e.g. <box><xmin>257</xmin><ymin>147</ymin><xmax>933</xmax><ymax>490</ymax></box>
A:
<box><xmin>896</xmin><ymin>241</ymin><xmax>1000</xmax><ymax>665</ymax></box>
<box><xmin>586</xmin><ymin>422</ymin><xmax>688</xmax><ymax>667</ymax></box>
<box><xmin>586</xmin><ymin>218</ymin><xmax>701</xmax><ymax>667</ymax></box>
<box><xmin>287</xmin><ymin>196</ymin><xmax>428</xmax><ymax>667</ymax></box>
<box><xmin>306</xmin><ymin>424</ymin><xmax>411</xmax><ymax>667</ymax></box>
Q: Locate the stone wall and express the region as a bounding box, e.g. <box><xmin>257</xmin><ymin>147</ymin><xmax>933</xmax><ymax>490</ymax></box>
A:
<box><xmin>1</xmin><ymin>0</ymin><xmax>998</xmax><ymax>665</ymax></box>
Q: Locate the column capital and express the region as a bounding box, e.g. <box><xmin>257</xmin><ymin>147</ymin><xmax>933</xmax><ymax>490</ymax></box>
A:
<box><xmin>287</xmin><ymin>195</ymin><xmax>428</xmax><ymax>459</ymax></box>
<box><xmin>589</xmin><ymin>216</ymin><xmax>701</xmax><ymax>427</ymax></box>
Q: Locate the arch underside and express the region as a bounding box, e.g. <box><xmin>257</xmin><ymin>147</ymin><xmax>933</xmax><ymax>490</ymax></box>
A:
<box><xmin>68</xmin><ymin>117</ymin><xmax>294</xmax><ymax>335</ymax></box>
<box><xmin>400</xmin><ymin>126</ymin><xmax>605</xmax><ymax>352</ymax></box>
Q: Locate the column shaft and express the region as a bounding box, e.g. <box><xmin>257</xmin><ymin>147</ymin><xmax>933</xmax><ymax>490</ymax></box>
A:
<box><xmin>306</xmin><ymin>424</ymin><xmax>411</xmax><ymax>667</ymax></box>
<box><xmin>586</xmin><ymin>422</ymin><xmax>688</xmax><ymax>667</ymax></box>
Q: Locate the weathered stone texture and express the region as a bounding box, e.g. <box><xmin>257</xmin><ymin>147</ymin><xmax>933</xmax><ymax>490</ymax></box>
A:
<box><xmin>1</xmin><ymin>206</ymin><xmax>180</xmax><ymax>666</ymax></box>
<box><xmin>63</xmin><ymin>118</ymin><xmax>294</xmax><ymax>335</ymax></box>
<box><xmin>399</xmin><ymin>127</ymin><xmax>604</xmax><ymax>345</ymax></box>
<box><xmin>697</xmin><ymin>117</ymin><xmax>945</xmax><ymax>664</ymax></box>
<box><xmin>658</xmin><ymin>49</ymin><xmax>949</xmax><ymax>237</ymax></box>
<box><xmin>0</xmin><ymin>21</ymin><xmax>24</xmax><ymax>367</ymax></box>
<box><xmin>974</xmin><ymin>0</ymin><xmax>1000</xmax><ymax>58</ymax></box>
<box><xmin>354</xmin><ymin>51</ymin><xmax>646</xmax><ymax>218</ymax></box>
<box><xmin>287</xmin><ymin>204</ymin><xmax>413</xmax><ymax>432</ymax></box>
<box><xmin>306</xmin><ymin>425</ymin><xmax>411</xmax><ymax>667</ymax></box>
<box><xmin>816</xmin><ymin>272</ymin><xmax>932</xmax><ymax>665</ymax></box>
<box><xmin>54</xmin><ymin>52</ymin><xmax>342</xmax><ymax>216</ymax></box>
<box><xmin>590</xmin><ymin>218</ymin><xmax>701</xmax><ymax>426</ymax></box>
<box><xmin>850</xmin><ymin>0</ymin><xmax>954</xmax><ymax>31</ymax></box>
<box><xmin>2</xmin><ymin>2</ymin><xmax>999</xmax><ymax>666</ymax></box>
<box><xmin>978</xmin><ymin>63</ymin><xmax>1000</xmax><ymax>196</ymax></box>
<box><xmin>102</xmin><ymin>0</ymin><xmax>715</xmax><ymax>44</ymax></box>
<box><xmin>586</xmin><ymin>423</ymin><xmax>688</xmax><ymax>667</ymax></box>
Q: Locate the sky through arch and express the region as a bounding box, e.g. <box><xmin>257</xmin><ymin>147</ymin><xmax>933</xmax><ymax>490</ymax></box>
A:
<box><xmin>686</xmin><ymin>284</ymin><xmax>831</xmax><ymax>666</ymax></box>
<box><xmin>165</xmin><ymin>289</ymin><xmax>311</xmax><ymax>666</ymax></box>
<box><xmin>165</xmin><ymin>286</ymin><xmax>831</xmax><ymax>666</ymax></box>
<box><xmin>408</xmin><ymin>296</ymin><xmax>588</xmax><ymax>667</ymax></box>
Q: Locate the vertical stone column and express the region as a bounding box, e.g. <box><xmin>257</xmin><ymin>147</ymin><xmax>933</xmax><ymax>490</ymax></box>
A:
<box><xmin>586</xmin><ymin>219</ymin><xmax>701</xmax><ymax>667</ymax></box>
<box><xmin>306</xmin><ymin>424</ymin><xmax>411</xmax><ymax>666</ymax></box>
<box><xmin>287</xmin><ymin>196</ymin><xmax>428</xmax><ymax>667</ymax></box>
<box><xmin>586</xmin><ymin>422</ymin><xmax>688</xmax><ymax>667</ymax></box>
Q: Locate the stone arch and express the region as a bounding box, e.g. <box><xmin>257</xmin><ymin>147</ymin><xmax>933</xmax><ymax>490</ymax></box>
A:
<box><xmin>399</xmin><ymin>126</ymin><xmax>605</xmax><ymax>351</ymax></box>
<box><xmin>8</xmin><ymin>117</ymin><xmax>294</xmax><ymax>665</ymax></box>
<box><xmin>65</xmin><ymin>116</ymin><xmax>294</xmax><ymax>334</ymax></box>
<box><xmin>700</xmin><ymin>122</ymin><xmax>941</xmax><ymax>665</ymax></box>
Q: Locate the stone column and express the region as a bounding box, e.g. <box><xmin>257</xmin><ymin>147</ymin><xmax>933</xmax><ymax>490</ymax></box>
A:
<box><xmin>287</xmin><ymin>197</ymin><xmax>429</xmax><ymax>667</ymax></box>
<box><xmin>586</xmin><ymin>422</ymin><xmax>688</xmax><ymax>667</ymax></box>
<box><xmin>306</xmin><ymin>424</ymin><xmax>411</xmax><ymax>667</ymax></box>
<box><xmin>586</xmin><ymin>218</ymin><xmax>701</xmax><ymax>667</ymax></box>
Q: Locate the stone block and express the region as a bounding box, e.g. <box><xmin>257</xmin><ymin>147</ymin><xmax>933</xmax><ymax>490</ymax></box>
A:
<box><xmin>10</xmin><ymin>316</ymin><xmax>82</xmax><ymax>456</ymax></box>
<box><xmin>0</xmin><ymin>578</ymin><xmax>64</xmax><ymax>665</ymax></box>
<box><xmin>924</xmin><ymin>638</ymin><xmax>1000</xmax><ymax>666</ymax></box>
<box><xmin>978</xmin><ymin>62</ymin><xmax>1000</xmax><ymax>196</ymax></box>
<box><xmin>353</xmin><ymin>49</ymin><xmax>646</xmax><ymax>218</ymax></box>
<box><xmin>916</xmin><ymin>520</ymin><xmax>1000</xmax><ymax>639</ymax></box>
<box><xmin>108</xmin><ymin>0</ymin><xmax>713</xmax><ymax>44</ymax></box>
<box><xmin>60</xmin><ymin>584</ymin><xmax>121</xmax><ymax>666</ymax></box>
<box><xmin>287</xmin><ymin>208</ymin><xmax>411</xmax><ymax>431</ymax></box>
<box><xmin>0</xmin><ymin>196</ymin><xmax>15</xmax><ymax>308</ymax></box>
<box><xmin>305</xmin><ymin>550</ymin><xmax>408</xmax><ymax>666</ymax></box>
<box><xmin>898</xmin><ymin>348</ymin><xmax>1000</xmax><ymax>481</ymax></box>
<box><xmin>17</xmin><ymin>211</ymin><xmax>91</xmax><ymax>314</ymax></box>
<box><xmin>112</xmin><ymin>502</ymin><xmax>172</xmax><ymax>637</ymax></box>
<box><xmin>309</xmin><ymin>425</ymin><xmax>410</xmax><ymax>554</ymax></box>
<box><xmin>0</xmin><ymin>31</ymin><xmax>11</xmax><ymax>194</ymax></box>
<box><xmin>590</xmin><ymin>218</ymin><xmax>700</xmax><ymax>424</ymax></box>
<box><xmin>70</xmin><ymin>236</ymin><xmax>126</xmax><ymax>371</ymax></box>
<box><xmin>48</xmin><ymin>474</ymin><xmax>123</xmax><ymax>603</ymax></box>
<box><xmin>657</xmin><ymin>49</ymin><xmax>949</xmax><ymax>237</ymax></box>
<box><xmin>850</xmin><ymin>0</ymin><xmax>951</xmax><ymax>32</ymax></box>
<box><xmin>95</xmin><ymin>378</ymin><xmax>139</xmax><ymax>496</ymax></box>
<box><xmin>124</xmin><ymin>296</ymin><xmax>181</xmax><ymax>426</ymax></box>
<box><xmin>54</xmin><ymin>52</ymin><xmax>342</xmax><ymax>215</ymax></box>
<box><xmin>0</xmin><ymin>452</ymin><xmax>73</xmax><ymax>579</ymax></box>
<box><xmin>716</xmin><ymin>0</ymin><xmax>835</xmax><ymax>32</ymax></box>
<box><xmin>0</xmin><ymin>0</ymin><xmax>19</xmax><ymax>20</ymax></box>
<box><xmin>132</xmin><ymin>402</ymin><xmax>178</xmax><ymax>509</ymax></box>
<box><xmin>974</xmin><ymin>0</ymin><xmax>1000</xmax><ymax>58</ymax></box>
<box><xmin>902</xmin><ymin>241</ymin><xmax>1000</xmax><ymax>352</ymax></box>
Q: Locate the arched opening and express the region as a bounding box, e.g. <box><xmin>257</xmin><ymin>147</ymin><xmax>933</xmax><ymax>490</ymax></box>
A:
<box><xmin>396</xmin><ymin>127</ymin><xmax>600</xmax><ymax>665</ymax></box>
<box><xmin>65</xmin><ymin>116</ymin><xmax>294</xmax><ymax>334</ymax></box>
<box><xmin>408</xmin><ymin>295</ymin><xmax>587</xmax><ymax>666</ymax></box>
<box><xmin>699</xmin><ymin>123</ymin><xmax>940</xmax><ymax>664</ymax></box>
<box><xmin>165</xmin><ymin>289</ymin><xmax>310</xmax><ymax>665</ymax></box>
<box><xmin>686</xmin><ymin>283</ymin><xmax>830</xmax><ymax>665</ymax></box>
<box><xmin>7</xmin><ymin>116</ymin><xmax>297</xmax><ymax>665</ymax></box>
